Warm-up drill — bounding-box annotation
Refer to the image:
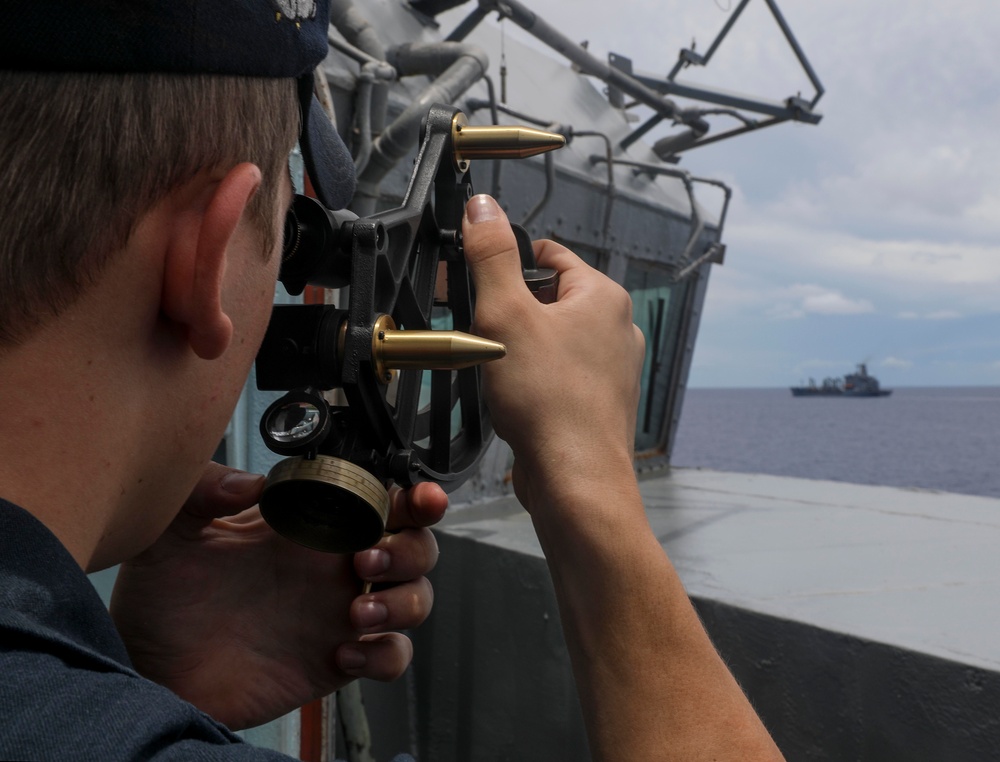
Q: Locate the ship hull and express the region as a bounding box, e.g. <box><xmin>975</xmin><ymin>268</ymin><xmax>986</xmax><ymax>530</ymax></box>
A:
<box><xmin>790</xmin><ymin>388</ymin><xmax>892</xmax><ymax>397</ymax></box>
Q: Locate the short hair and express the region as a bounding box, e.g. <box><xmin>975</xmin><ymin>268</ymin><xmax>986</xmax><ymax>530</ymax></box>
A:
<box><xmin>0</xmin><ymin>71</ymin><xmax>300</xmax><ymax>346</ymax></box>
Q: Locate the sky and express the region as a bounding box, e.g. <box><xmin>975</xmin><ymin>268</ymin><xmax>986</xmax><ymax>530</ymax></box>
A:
<box><xmin>445</xmin><ymin>0</ymin><xmax>1000</xmax><ymax>388</ymax></box>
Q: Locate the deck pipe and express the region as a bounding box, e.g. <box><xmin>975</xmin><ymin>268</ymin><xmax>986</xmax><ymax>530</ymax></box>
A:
<box><xmin>354</xmin><ymin>41</ymin><xmax>489</xmax><ymax>215</ymax></box>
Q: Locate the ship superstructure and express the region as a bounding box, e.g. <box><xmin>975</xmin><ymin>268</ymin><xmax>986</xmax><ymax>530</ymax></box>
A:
<box><xmin>791</xmin><ymin>363</ymin><xmax>892</xmax><ymax>397</ymax></box>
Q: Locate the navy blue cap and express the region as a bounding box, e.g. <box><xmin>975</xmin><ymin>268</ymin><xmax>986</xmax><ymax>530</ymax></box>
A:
<box><xmin>0</xmin><ymin>0</ymin><xmax>355</xmax><ymax>209</ymax></box>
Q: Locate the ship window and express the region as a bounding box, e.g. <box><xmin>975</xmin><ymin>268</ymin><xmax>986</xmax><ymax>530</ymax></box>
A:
<box><xmin>625</xmin><ymin>261</ymin><xmax>689</xmax><ymax>455</ymax></box>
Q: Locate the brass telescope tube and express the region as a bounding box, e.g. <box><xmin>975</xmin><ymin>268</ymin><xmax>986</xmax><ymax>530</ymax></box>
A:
<box><xmin>368</xmin><ymin>314</ymin><xmax>506</xmax><ymax>383</ymax></box>
<box><xmin>450</xmin><ymin>113</ymin><xmax>565</xmax><ymax>171</ymax></box>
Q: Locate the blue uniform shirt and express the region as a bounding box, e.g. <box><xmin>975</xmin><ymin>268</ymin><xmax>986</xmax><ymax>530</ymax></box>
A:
<box><xmin>0</xmin><ymin>497</ymin><xmax>297</xmax><ymax>760</ymax></box>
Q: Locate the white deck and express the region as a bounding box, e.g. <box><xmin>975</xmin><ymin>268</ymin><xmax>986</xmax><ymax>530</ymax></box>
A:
<box><xmin>444</xmin><ymin>468</ymin><xmax>1000</xmax><ymax>673</ymax></box>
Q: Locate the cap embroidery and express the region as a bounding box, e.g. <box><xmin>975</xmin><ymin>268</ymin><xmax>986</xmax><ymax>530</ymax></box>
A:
<box><xmin>273</xmin><ymin>0</ymin><xmax>317</xmax><ymax>22</ymax></box>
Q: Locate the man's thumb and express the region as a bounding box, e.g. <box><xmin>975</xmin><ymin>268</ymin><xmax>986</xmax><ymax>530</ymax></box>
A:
<box><xmin>462</xmin><ymin>195</ymin><xmax>530</xmax><ymax>302</ymax></box>
<box><xmin>183</xmin><ymin>462</ymin><xmax>265</xmax><ymax>519</ymax></box>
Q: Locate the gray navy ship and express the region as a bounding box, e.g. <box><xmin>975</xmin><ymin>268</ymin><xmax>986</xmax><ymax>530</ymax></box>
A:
<box><xmin>790</xmin><ymin>362</ymin><xmax>892</xmax><ymax>397</ymax></box>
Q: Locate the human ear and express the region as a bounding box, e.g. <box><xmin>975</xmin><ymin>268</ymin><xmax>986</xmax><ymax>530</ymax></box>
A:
<box><xmin>161</xmin><ymin>163</ymin><xmax>262</xmax><ymax>360</ymax></box>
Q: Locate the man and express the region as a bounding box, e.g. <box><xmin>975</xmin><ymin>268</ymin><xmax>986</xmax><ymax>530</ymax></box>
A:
<box><xmin>0</xmin><ymin>1</ymin><xmax>444</xmax><ymax>756</ymax></box>
<box><xmin>0</xmin><ymin>1</ymin><xmax>782</xmax><ymax>760</ymax></box>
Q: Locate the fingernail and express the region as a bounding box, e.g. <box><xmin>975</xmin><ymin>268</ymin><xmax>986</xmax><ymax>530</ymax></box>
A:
<box><xmin>339</xmin><ymin>646</ymin><xmax>367</xmax><ymax>672</ymax></box>
<box><xmin>358</xmin><ymin>548</ymin><xmax>391</xmax><ymax>577</ymax></box>
<box><xmin>466</xmin><ymin>194</ymin><xmax>501</xmax><ymax>224</ymax></box>
<box><xmin>357</xmin><ymin>601</ymin><xmax>389</xmax><ymax>630</ymax></box>
<box><xmin>221</xmin><ymin>471</ymin><xmax>263</xmax><ymax>495</ymax></box>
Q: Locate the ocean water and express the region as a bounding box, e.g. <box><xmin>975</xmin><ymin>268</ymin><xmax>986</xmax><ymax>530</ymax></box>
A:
<box><xmin>670</xmin><ymin>386</ymin><xmax>1000</xmax><ymax>499</ymax></box>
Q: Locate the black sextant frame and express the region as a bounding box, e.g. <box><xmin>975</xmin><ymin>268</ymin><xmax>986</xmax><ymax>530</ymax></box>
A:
<box><xmin>256</xmin><ymin>103</ymin><xmax>493</xmax><ymax>492</ymax></box>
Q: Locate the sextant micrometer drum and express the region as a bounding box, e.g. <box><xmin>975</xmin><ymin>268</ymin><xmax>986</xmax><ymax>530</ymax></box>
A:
<box><xmin>254</xmin><ymin>104</ymin><xmax>563</xmax><ymax>553</ymax></box>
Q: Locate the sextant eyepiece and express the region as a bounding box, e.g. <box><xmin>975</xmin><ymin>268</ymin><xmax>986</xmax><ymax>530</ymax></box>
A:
<box><xmin>260</xmin><ymin>389</ymin><xmax>332</xmax><ymax>455</ymax></box>
<box><xmin>281</xmin><ymin>204</ymin><xmax>304</xmax><ymax>263</ymax></box>
<box><xmin>278</xmin><ymin>195</ymin><xmax>357</xmax><ymax>296</ymax></box>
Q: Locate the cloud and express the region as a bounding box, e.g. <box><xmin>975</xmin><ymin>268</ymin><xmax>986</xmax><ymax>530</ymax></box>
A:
<box><xmin>795</xmin><ymin>285</ymin><xmax>874</xmax><ymax>315</ymax></box>
<box><xmin>766</xmin><ymin>284</ymin><xmax>874</xmax><ymax>319</ymax></box>
<box><xmin>896</xmin><ymin>310</ymin><xmax>963</xmax><ymax>320</ymax></box>
<box><xmin>797</xmin><ymin>359</ymin><xmax>847</xmax><ymax>370</ymax></box>
<box><xmin>482</xmin><ymin>0</ymin><xmax>1000</xmax><ymax>387</ymax></box>
<box><xmin>926</xmin><ymin>310</ymin><xmax>962</xmax><ymax>320</ymax></box>
<box><xmin>883</xmin><ymin>357</ymin><xmax>914</xmax><ymax>369</ymax></box>
<box><xmin>765</xmin><ymin>304</ymin><xmax>805</xmax><ymax>320</ymax></box>
<box><xmin>677</xmin><ymin>1</ymin><xmax>1000</xmax><ymax>323</ymax></box>
<box><xmin>725</xmin><ymin>219</ymin><xmax>1000</xmax><ymax>319</ymax></box>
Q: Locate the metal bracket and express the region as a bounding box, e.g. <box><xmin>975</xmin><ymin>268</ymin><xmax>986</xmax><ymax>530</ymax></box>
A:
<box><xmin>619</xmin><ymin>0</ymin><xmax>824</xmax><ymax>151</ymax></box>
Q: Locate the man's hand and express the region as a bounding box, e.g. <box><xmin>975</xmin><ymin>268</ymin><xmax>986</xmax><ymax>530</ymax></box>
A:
<box><xmin>110</xmin><ymin>462</ymin><xmax>447</xmax><ymax>730</ymax></box>
<box><xmin>460</xmin><ymin>195</ymin><xmax>784</xmax><ymax>762</ymax></box>
<box><xmin>462</xmin><ymin>194</ymin><xmax>646</xmax><ymax>508</ymax></box>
